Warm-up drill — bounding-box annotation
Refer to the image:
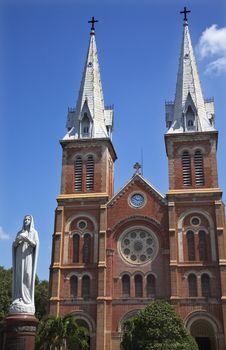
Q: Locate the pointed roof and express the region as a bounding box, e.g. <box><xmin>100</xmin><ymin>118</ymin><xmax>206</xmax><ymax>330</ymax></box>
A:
<box><xmin>165</xmin><ymin>13</ymin><xmax>215</xmax><ymax>134</ymax></box>
<box><xmin>107</xmin><ymin>174</ymin><xmax>166</xmax><ymax>208</ymax></box>
<box><xmin>64</xmin><ymin>23</ymin><xmax>113</xmax><ymax>140</ymax></box>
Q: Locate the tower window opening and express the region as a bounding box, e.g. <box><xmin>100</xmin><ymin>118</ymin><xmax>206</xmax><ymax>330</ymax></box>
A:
<box><xmin>187</xmin><ymin>230</ymin><xmax>195</xmax><ymax>261</ymax></box>
<box><xmin>74</xmin><ymin>156</ymin><xmax>83</xmax><ymax>192</ymax></box>
<box><xmin>83</xmin><ymin>233</ymin><xmax>91</xmax><ymax>263</ymax></box>
<box><xmin>147</xmin><ymin>274</ymin><xmax>156</xmax><ymax>298</ymax></box>
<box><xmin>122</xmin><ymin>274</ymin><xmax>130</xmax><ymax>297</ymax></box>
<box><xmin>186</xmin><ymin>106</ymin><xmax>195</xmax><ymax>131</ymax></box>
<box><xmin>70</xmin><ymin>275</ymin><xmax>78</xmax><ymax>297</ymax></box>
<box><xmin>86</xmin><ymin>155</ymin><xmax>94</xmax><ymax>191</ymax></box>
<box><xmin>135</xmin><ymin>275</ymin><xmax>143</xmax><ymax>297</ymax></box>
<box><xmin>82</xmin><ymin>275</ymin><xmax>90</xmax><ymax>299</ymax></box>
<box><xmin>81</xmin><ymin>114</ymin><xmax>90</xmax><ymax>137</ymax></box>
<box><xmin>201</xmin><ymin>274</ymin><xmax>211</xmax><ymax>297</ymax></box>
<box><xmin>194</xmin><ymin>150</ymin><xmax>205</xmax><ymax>186</ymax></box>
<box><xmin>73</xmin><ymin>234</ymin><xmax>80</xmax><ymax>263</ymax></box>
<box><xmin>182</xmin><ymin>151</ymin><xmax>192</xmax><ymax>186</ymax></box>
<box><xmin>188</xmin><ymin>274</ymin><xmax>197</xmax><ymax>297</ymax></box>
<box><xmin>199</xmin><ymin>230</ymin><xmax>208</xmax><ymax>261</ymax></box>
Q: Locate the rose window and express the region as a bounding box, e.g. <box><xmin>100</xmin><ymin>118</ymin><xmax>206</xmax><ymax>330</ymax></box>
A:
<box><xmin>119</xmin><ymin>229</ymin><xmax>158</xmax><ymax>264</ymax></box>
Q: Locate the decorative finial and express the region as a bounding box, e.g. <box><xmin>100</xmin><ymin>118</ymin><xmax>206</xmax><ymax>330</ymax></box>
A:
<box><xmin>88</xmin><ymin>16</ymin><xmax>98</xmax><ymax>34</ymax></box>
<box><xmin>180</xmin><ymin>6</ymin><xmax>191</xmax><ymax>24</ymax></box>
<box><xmin>133</xmin><ymin>162</ymin><xmax>141</xmax><ymax>175</ymax></box>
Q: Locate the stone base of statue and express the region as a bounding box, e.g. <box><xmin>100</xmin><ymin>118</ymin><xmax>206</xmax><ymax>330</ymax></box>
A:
<box><xmin>2</xmin><ymin>313</ymin><xmax>39</xmax><ymax>350</ymax></box>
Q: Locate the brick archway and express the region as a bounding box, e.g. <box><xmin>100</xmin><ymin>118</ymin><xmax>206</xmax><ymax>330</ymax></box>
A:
<box><xmin>185</xmin><ymin>311</ymin><xmax>224</xmax><ymax>350</ymax></box>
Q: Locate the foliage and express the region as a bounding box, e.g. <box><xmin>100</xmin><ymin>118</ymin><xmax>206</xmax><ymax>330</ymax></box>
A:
<box><xmin>121</xmin><ymin>300</ymin><xmax>198</xmax><ymax>350</ymax></box>
<box><xmin>0</xmin><ymin>266</ymin><xmax>12</xmax><ymax>347</ymax></box>
<box><xmin>35</xmin><ymin>276</ymin><xmax>49</xmax><ymax>320</ymax></box>
<box><xmin>35</xmin><ymin>314</ymin><xmax>89</xmax><ymax>350</ymax></box>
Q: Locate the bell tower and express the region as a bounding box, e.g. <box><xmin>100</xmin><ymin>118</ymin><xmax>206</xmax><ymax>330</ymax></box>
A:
<box><xmin>49</xmin><ymin>18</ymin><xmax>117</xmax><ymax>349</ymax></box>
<box><xmin>165</xmin><ymin>8</ymin><xmax>226</xmax><ymax>348</ymax></box>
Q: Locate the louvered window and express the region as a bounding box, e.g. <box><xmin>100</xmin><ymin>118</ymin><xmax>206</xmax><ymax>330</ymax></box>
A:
<box><xmin>187</xmin><ymin>230</ymin><xmax>195</xmax><ymax>261</ymax></box>
<box><xmin>135</xmin><ymin>275</ymin><xmax>143</xmax><ymax>297</ymax></box>
<box><xmin>82</xmin><ymin>275</ymin><xmax>90</xmax><ymax>298</ymax></box>
<box><xmin>188</xmin><ymin>274</ymin><xmax>197</xmax><ymax>297</ymax></box>
<box><xmin>70</xmin><ymin>276</ymin><xmax>78</xmax><ymax>297</ymax></box>
<box><xmin>74</xmin><ymin>156</ymin><xmax>83</xmax><ymax>191</ymax></box>
<box><xmin>73</xmin><ymin>234</ymin><xmax>80</xmax><ymax>263</ymax></box>
<box><xmin>199</xmin><ymin>231</ymin><xmax>207</xmax><ymax>261</ymax></box>
<box><xmin>194</xmin><ymin>150</ymin><xmax>204</xmax><ymax>186</ymax></box>
<box><xmin>86</xmin><ymin>156</ymin><xmax>94</xmax><ymax>191</ymax></box>
<box><xmin>147</xmin><ymin>274</ymin><xmax>156</xmax><ymax>298</ymax></box>
<box><xmin>182</xmin><ymin>151</ymin><xmax>192</xmax><ymax>186</ymax></box>
<box><xmin>122</xmin><ymin>274</ymin><xmax>130</xmax><ymax>297</ymax></box>
<box><xmin>83</xmin><ymin>234</ymin><xmax>91</xmax><ymax>263</ymax></box>
<box><xmin>201</xmin><ymin>274</ymin><xmax>211</xmax><ymax>297</ymax></box>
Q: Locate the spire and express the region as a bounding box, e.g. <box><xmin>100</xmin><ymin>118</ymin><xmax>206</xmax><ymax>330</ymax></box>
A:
<box><xmin>165</xmin><ymin>8</ymin><xmax>215</xmax><ymax>134</ymax></box>
<box><xmin>64</xmin><ymin>18</ymin><xmax>113</xmax><ymax>140</ymax></box>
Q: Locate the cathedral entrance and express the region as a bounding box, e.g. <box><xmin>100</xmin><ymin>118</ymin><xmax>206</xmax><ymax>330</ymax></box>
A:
<box><xmin>195</xmin><ymin>337</ymin><xmax>211</xmax><ymax>350</ymax></box>
<box><xmin>190</xmin><ymin>319</ymin><xmax>216</xmax><ymax>350</ymax></box>
<box><xmin>71</xmin><ymin>319</ymin><xmax>91</xmax><ymax>350</ymax></box>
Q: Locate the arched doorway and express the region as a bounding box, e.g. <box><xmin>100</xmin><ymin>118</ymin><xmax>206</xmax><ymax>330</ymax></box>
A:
<box><xmin>190</xmin><ymin>319</ymin><xmax>215</xmax><ymax>350</ymax></box>
<box><xmin>71</xmin><ymin>319</ymin><xmax>90</xmax><ymax>350</ymax></box>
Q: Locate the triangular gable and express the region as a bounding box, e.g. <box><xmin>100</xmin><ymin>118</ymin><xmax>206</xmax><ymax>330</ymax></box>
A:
<box><xmin>107</xmin><ymin>174</ymin><xmax>166</xmax><ymax>208</ymax></box>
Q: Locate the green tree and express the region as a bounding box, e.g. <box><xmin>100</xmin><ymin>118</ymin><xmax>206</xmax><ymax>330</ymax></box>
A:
<box><xmin>121</xmin><ymin>300</ymin><xmax>198</xmax><ymax>350</ymax></box>
<box><xmin>0</xmin><ymin>266</ymin><xmax>12</xmax><ymax>347</ymax></box>
<box><xmin>35</xmin><ymin>276</ymin><xmax>49</xmax><ymax>320</ymax></box>
<box><xmin>35</xmin><ymin>314</ymin><xmax>89</xmax><ymax>350</ymax></box>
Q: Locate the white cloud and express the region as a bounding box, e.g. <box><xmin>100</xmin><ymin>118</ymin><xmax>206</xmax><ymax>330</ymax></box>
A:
<box><xmin>0</xmin><ymin>226</ymin><xmax>10</xmax><ymax>240</ymax></box>
<box><xmin>197</xmin><ymin>24</ymin><xmax>226</xmax><ymax>74</ymax></box>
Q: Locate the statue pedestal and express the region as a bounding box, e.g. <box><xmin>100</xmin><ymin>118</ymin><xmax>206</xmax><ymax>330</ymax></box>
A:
<box><xmin>3</xmin><ymin>314</ymin><xmax>39</xmax><ymax>350</ymax></box>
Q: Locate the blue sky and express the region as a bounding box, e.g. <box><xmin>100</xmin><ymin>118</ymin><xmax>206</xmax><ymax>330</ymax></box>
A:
<box><xmin>1</xmin><ymin>0</ymin><xmax>226</xmax><ymax>280</ymax></box>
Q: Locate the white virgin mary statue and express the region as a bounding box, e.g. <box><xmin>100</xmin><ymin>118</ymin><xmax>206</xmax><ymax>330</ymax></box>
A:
<box><xmin>9</xmin><ymin>215</ymin><xmax>39</xmax><ymax>314</ymax></box>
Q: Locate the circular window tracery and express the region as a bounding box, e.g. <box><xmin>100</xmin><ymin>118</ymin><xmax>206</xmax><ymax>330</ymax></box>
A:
<box><xmin>119</xmin><ymin>228</ymin><xmax>158</xmax><ymax>265</ymax></box>
<box><xmin>190</xmin><ymin>216</ymin><xmax>201</xmax><ymax>226</ymax></box>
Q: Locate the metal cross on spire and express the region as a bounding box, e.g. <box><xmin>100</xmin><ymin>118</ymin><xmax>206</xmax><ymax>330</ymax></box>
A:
<box><xmin>88</xmin><ymin>16</ymin><xmax>98</xmax><ymax>34</ymax></box>
<box><xmin>180</xmin><ymin>6</ymin><xmax>191</xmax><ymax>23</ymax></box>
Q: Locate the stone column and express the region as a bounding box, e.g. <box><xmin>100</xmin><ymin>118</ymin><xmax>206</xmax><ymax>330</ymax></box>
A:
<box><xmin>3</xmin><ymin>314</ymin><xmax>39</xmax><ymax>350</ymax></box>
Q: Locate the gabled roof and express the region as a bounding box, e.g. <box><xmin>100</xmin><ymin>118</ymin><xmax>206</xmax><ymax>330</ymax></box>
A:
<box><xmin>107</xmin><ymin>174</ymin><xmax>167</xmax><ymax>207</ymax></box>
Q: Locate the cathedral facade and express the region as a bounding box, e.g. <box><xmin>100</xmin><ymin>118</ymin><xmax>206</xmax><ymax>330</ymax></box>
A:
<box><xmin>49</xmin><ymin>12</ymin><xmax>226</xmax><ymax>350</ymax></box>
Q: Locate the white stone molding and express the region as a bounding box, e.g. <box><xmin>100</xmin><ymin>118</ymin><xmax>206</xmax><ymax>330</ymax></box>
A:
<box><xmin>184</xmin><ymin>310</ymin><xmax>223</xmax><ymax>335</ymax></box>
<box><xmin>70</xmin><ymin>310</ymin><xmax>96</xmax><ymax>334</ymax></box>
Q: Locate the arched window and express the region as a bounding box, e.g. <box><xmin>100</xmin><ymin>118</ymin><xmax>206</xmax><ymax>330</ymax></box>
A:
<box><xmin>194</xmin><ymin>150</ymin><xmax>204</xmax><ymax>186</ymax></box>
<box><xmin>187</xmin><ymin>230</ymin><xmax>195</xmax><ymax>261</ymax></box>
<box><xmin>70</xmin><ymin>275</ymin><xmax>78</xmax><ymax>297</ymax></box>
<box><xmin>199</xmin><ymin>230</ymin><xmax>208</xmax><ymax>261</ymax></box>
<box><xmin>122</xmin><ymin>274</ymin><xmax>130</xmax><ymax>297</ymax></box>
<box><xmin>81</xmin><ymin>113</ymin><xmax>90</xmax><ymax>137</ymax></box>
<box><xmin>83</xmin><ymin>234</ymin><xmax>91</xmax><ymax>263</ymax></box>
<box><xmin>135</xmin><ymin>275</ymin><xmax>143</xmax><ymax>297</ymax></box>
<box><xmin>82</xmin><ymin>275</ymin><xmax>90</xmax><ymax>299</ymax></box>
<box><xmin>201</xmin><ymin>274</ymin><xmax>211</xmax><ymax>297</ymax></box>
<box><xmin>188</xmin><ymin>274</ymin><xmax>197</xmax><ymax>297</ymax></box>
<box><xmin>188</xmin><ymin>119</ymin><xmax>194</xmax><ymax>127</ymax></box>
<box><xmin>73</xmin><ymin>234</ymin><xmax>80</xmax><ymax>263</ymax></box>
<box><xmin>186</xmin><ymin>106</ymin><xmax>195</xmax><ymax>131</ymax></box>
<box><xmin>182</xmin><ymin>151</ymin><xmax>192</xmax><ymax>186</ymax></box>
<box><xmin>74</xmin><ymin>156</ymin><xmax>83</xmax><ymax>192</ymax></box>
<box><xmin>147</xmin><ymin>274</ymin><xmax>156</xmax><ymax>298</ymax></box>
<box><xmin>86</xmin><ymin>155</ymin><xmax>94</xmax><ymax>191</ymax></box>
